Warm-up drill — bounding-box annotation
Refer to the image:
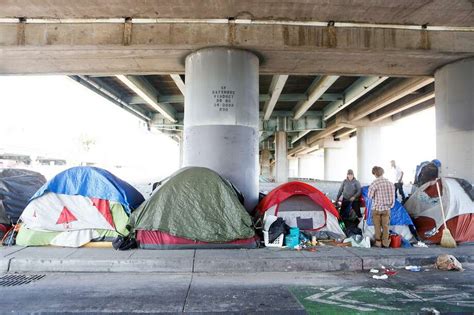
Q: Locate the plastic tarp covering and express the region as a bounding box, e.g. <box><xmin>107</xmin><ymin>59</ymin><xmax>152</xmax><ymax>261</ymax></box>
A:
<box><xmin>358</xmin><ymin>219</ymin><xmax>414</xmax><ymax>242</ymax></box>
<box><xmin>0</xmin><ymin>169</ymin><xmax>46</xmax><ymax>223</ymax></box>
<box><xmin>31</xmin><ymin>166</ymin><xmax>144</xmax><ymax>214</ymax></box>
<box><xmin>129</xmin><ymin>167</ymin><xmax>255</xmax><ymax>243</ymax></box>
<box><xmin>361</xmin><ymin>186</ymin><xmax>414</xmax><ymax>226</ymax></box>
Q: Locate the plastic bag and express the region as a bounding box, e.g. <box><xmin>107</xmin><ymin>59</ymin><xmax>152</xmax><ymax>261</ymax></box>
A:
<box><xmin>268</xmin><ymin>218</ymin><xmax>290</xmax><ymax>243</ymax></box>
<box><xmin>343</xmin><ymin>235</ymin><xmax>371</xmax><ymax>248</ymax></box>
<box><xmin>435</xmin><ymin>254</ymin><xmax>464</xmax><ymax>271</ymax></box>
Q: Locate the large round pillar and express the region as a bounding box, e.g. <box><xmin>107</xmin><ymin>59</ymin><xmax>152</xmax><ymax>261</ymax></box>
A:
<box><xmin>183</xmin><ymin>48</ymin><xmax>259</xmax><ymax>210</ymax></box>
<box><xmin>274</xmin><ymin>131</ymin><xmax>289</xmax><ymax>183</ymax></box>
<box><xmin>357</xmin><ymin>123</ymin><xmax>385</xmax><ymax>185</ymax></box>
<box><xmin>435</xmin><ymin>58</ymin><xmax>474</xmax><ymax>183</ymax></box>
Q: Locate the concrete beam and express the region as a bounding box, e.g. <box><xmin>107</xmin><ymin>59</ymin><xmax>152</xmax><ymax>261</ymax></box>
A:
<box><xmin>369</xmin><ymin>88</ymin><xmax>435</xmax><ymax>122</ymax></box>
<box><xmin>293</xmin><ymin>76</ymin><xmax>339</xmax><ymax>119</ymax></box>
<box><xmin>287</xmin><ymin>141</ymin><xmax>310</xmax><ymax>157</ymax></box>
<box><xmin>392</xmin><ymin>98</ymin><xmax>435</xmax><ymax>121</ymax></box>
<box><xmin>128</xmin><ymin>93</ymin><xmax>341</xmax><ymax>105</ymax></box>
<box><xmin>2</xmin><ymin>22</ymin><xmax>473</xmax><ymax>76</ymax></box>
<box><xmin>334</xmin><ymin>128</ymin><xmax>357</xmax><ymax>139</ymax></box>
<box><xmin>294</xmin><ymin>145</ymin><xmax>321</xmax><ymax>157</ymax></box>
<box><xmin>348</xmin><ymin>77</ymin><xmax>434</xmax><ymax>122</ymax></box>
<box><xmin>289</xmin><ymin>112</ymin><xmax>351</xmax><ymax>156</ymax></box>
<box><xmin>291</xmin><ymin>130</ymin><xmax>311</xmax><ymax>144</ymax></box>
<box><xmin>116</xmin><ymin>75</ymin><xmax>177</xmax><ymax>122</ymax></box>
<box><xmin>263</xmin><ymin>75</ymin><xmax>289</xmax><ymax>120</ymax></box>
<box><xmin>323</xmin><ymin>76</ymin><xmax>388</xmax><ymax>121</ymax></box>
<box><xmin>170</xmin><ymin>74</ymin><xmax>185</xmax><ymax>95</ymax></box>
<box><xmin>70</xmin><ymin>75</ymin><xmax>151</xmax><ymax>122</ymax></box>
<box><xmin>2</xmin><ymin>1</ymin><xmax>473</xmax><ymax>27</ymax></box>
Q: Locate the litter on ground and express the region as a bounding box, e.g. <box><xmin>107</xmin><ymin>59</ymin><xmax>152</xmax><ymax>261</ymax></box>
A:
<box><xmin>435</xmin><ymin>254</ymin><xmax>464</xmax><ymax>271</ymax></box>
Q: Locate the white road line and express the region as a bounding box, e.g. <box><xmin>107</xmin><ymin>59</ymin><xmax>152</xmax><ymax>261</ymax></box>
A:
<box><xmin>325</xmin><ymin>287</ymin><xmax>343</xmax><ymax>292</ymax></box>
<box><xmin>328</xmin><ymin>292</ymin><xmax>400</xmax><ymax>311</ymax></box>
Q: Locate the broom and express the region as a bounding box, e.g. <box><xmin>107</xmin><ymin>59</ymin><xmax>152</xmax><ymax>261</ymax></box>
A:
<box><xmin>436</xmin><ymin>179</ymin><xmax>457</xmax><ymax>248</ymax></box>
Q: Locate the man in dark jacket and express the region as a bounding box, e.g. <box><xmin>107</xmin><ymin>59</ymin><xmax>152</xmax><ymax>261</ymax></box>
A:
<box><xmin>336</xmin><ymin>169</ymin><xmax>362</xmax><ymax>219</ymax></box>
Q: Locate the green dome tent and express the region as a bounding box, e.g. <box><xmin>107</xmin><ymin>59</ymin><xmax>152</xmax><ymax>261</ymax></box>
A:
<box><xmin>128</xmin><ymin>167</ymin><xmax>257</xmax><ymax>249</ymax></box>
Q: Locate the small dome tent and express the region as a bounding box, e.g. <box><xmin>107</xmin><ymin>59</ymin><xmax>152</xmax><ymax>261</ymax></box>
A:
<box><xmin>128</xmin><ymin>167</ymin><xmax>257</xmax><ymax>249</ymax></box>
<box><xmin>16</xmin><ymin>166</ymin><xmax>144</xmax><ymax>247</ymax></box>
<box><xmin>405</xmin><ymin>178</ymin><xmax>474</xmax><ymax>244</ymax></box>
<box><xmin>256</xmin><ymin>181</ymin><xmax>344</xmax><ymax>237</ymax></box>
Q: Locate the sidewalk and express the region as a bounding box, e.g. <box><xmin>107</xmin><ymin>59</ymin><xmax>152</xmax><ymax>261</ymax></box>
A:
<box><xmin>1</xmin><ymin>244</ymin><xmax>473</xmax><ymax>273</ymax></box>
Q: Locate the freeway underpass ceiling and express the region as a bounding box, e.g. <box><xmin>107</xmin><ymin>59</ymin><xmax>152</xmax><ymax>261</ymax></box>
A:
<box><xmin>70</xmin><ymin>73</ymin><xmax>435</xmax><ymax>153</ymax></box>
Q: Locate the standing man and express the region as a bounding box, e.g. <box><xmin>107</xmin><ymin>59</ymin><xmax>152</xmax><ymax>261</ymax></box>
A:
<box><xmin>336</xmin><ymin>169</ymin><xmax>362</xmax><ymax>219</ymax></box>
<box><xmin>368</xmin><ymin>166</ymin><xmax>395</xmax><ymax>248</ymax></box>
<box><xmin>390</xmin><ymin>160</ymin><xmax>406</xmax><ymax>202</ymax></box>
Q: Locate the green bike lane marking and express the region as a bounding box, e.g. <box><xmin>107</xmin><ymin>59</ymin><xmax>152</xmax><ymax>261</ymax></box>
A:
<box><xmin>290</xmin><ymin>283</ymin><xmax>474</xmax><ymax>314</ymax></box>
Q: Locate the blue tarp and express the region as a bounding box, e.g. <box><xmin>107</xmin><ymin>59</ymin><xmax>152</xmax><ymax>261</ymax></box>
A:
<box><xmin>361</xmin><ymin>186</ymin><xmax>414</xmax><ymax>226</ymax></box>
<box><xmin>31</xmin><ymin>166</ymin><xmax>144</xmax><ymax>214</ymax></box>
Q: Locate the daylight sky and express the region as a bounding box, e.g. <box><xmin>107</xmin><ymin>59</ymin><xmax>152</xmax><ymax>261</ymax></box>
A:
<box><xmin>0</xmin><ymin>75</ymin><xmax>180</xmax><ymax>182</ymax></box>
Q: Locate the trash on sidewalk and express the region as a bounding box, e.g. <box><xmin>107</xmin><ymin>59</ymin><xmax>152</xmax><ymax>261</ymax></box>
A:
<box><xmin>413</xmin><ymin>241</ymin><xmax>428</xmax><ymax>248</ymax></box>
<box><xmin>343</xmin><ymin>235</ymin><xmax>371</xmax><ymax>248</ymax></box>
<box><xmin>405</xmin><ymin>265</ymin><xmax>422</xmax><ymax>272</ymax></box>
<box><xmin>384</xmin><ymin>269</ymin><xmax>398</xmax><ymax>276</ymax></box>
<box><xmin>369</xmin><ymin>269</ymin><xmax>379</xmax><ymax>273</ymax></box>
<box><xmin>435</xmin><ymin>254</ymin><xmax>464</xmax><ymax>271</ymax></box>
<box><xmin>372</xmin><ymin>274</ymin><xmax>388</xmax><ymax>280</ymax></box>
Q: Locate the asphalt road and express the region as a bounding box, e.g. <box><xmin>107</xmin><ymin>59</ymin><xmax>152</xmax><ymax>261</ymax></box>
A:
<box><xmin>0</xmin><ymin>265</ymin><xmax>473</xmax><ymax>314</ymax></box>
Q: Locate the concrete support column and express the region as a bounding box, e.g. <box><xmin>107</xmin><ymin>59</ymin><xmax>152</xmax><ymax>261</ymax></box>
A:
<box><xmin>324</xmin><ymin>148</ymin><xmax>341</xmax><ymax>181</ymax></box>
<box><xmin>297</xmin><ymin>157</ymin><xmax>303</xmax><ymax>178</ymax></box>
<box><xmin>183</xmin><ymin>48</ymin><xmax>259</xmax><ymax>210</ymax></box>
<box><xmin>324</xmin><ymin>138</ymin><xmax>357</xmax><ymax>181</ymax></box>
<box><xmin>357</xmin><ymin>123</ymin><xmax>385</xmax><ymax>185</ymax></box>
<box><xmin>275</xmin><ymin>131</ymin><xmax>288</xmax><ymax>183</ymax></box>
<box><xmin>260</xmin><ymin>149</ymin><xmax>272</xmax><ymax>178</ymax></box>
<box><xmin>435</xmin><ymin>58</ymin><xmax>474</xmax><ymax>183</ymax></box>
<box><xmin>178</xmin><ymin>134</ymin><xmax>184</xmax><ymax>168</ymax></box>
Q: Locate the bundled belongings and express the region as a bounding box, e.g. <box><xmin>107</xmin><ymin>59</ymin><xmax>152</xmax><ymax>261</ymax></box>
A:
<box><xmin>16</xmin><ymin>166</ymin><xmax>144</xmax><ymax>247</ymax></box>
<box><xmin>359</xmin><ymin>186</ymin><xmax>416</xmax><ymax>242</ymax></box>
<box><xmin>256</xmin><ymin>181</ymin><xmax>345</xmax><ymax>239</ymax></box>
<box><xmin>405</xmin><ymin>177</ymin><xmax>474</xmax><ymax>244</ymax></box>
<box><xmin>435</xmin><ymin>254</ymin><xmax>464</xmax><ymax>271</ymax></box>
<box><xmin>0</xmin><ymin>169</ymin><xmax>46</xmax><ymax>225</ymax></box>
<box><xmin>126</xmin><ymin>167</ymin><xmax>257</xmax><ymax>249</ymax></box>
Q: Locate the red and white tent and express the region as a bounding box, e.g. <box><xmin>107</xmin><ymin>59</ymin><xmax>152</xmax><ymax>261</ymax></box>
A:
<box><xmin>405</xmin><ymin>178</ymin><xmax>474</xmax><ymax>244</ymax></box>
<box><xmin>256</xmin><ymin>181</ymin><xmax>344</xmax><ymax>236</ymax></box>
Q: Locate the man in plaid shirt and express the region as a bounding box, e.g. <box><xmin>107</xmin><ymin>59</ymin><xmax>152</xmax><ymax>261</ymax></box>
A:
<box><xmin>368</xmin><ymin>166</ymin><xmax>395</xmax><ymax>247</ymax></box>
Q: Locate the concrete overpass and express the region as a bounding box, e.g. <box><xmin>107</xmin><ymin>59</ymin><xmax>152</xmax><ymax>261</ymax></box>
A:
<box><xmin>1</xmin><ymin>1</ymin><xmax>473</xmax><ymax>210</ymax></box>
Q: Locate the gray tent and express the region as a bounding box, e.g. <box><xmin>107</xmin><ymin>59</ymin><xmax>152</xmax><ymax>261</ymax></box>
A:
<box><xmin>0</xmin><ymin>169</ymin><xmax>46</xmax><ymax>224</ymax></box>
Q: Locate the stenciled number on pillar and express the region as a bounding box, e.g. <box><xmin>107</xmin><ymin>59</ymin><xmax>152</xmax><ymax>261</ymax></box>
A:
<box><xmin>212</xmin><ymin>85</ymin><xmax>236</xmax><ymax>112</ymax></box>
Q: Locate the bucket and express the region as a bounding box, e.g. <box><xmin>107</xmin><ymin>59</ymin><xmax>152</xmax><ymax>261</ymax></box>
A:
<box><xmin>390</xmin><ymin>234</ymin><xmax>402</xmax><ymax>248</ymax></box>
<box><xmin>289</xmin><ymin>227</ymin><xmax>300</xmax><ymax>237</ymax></box>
